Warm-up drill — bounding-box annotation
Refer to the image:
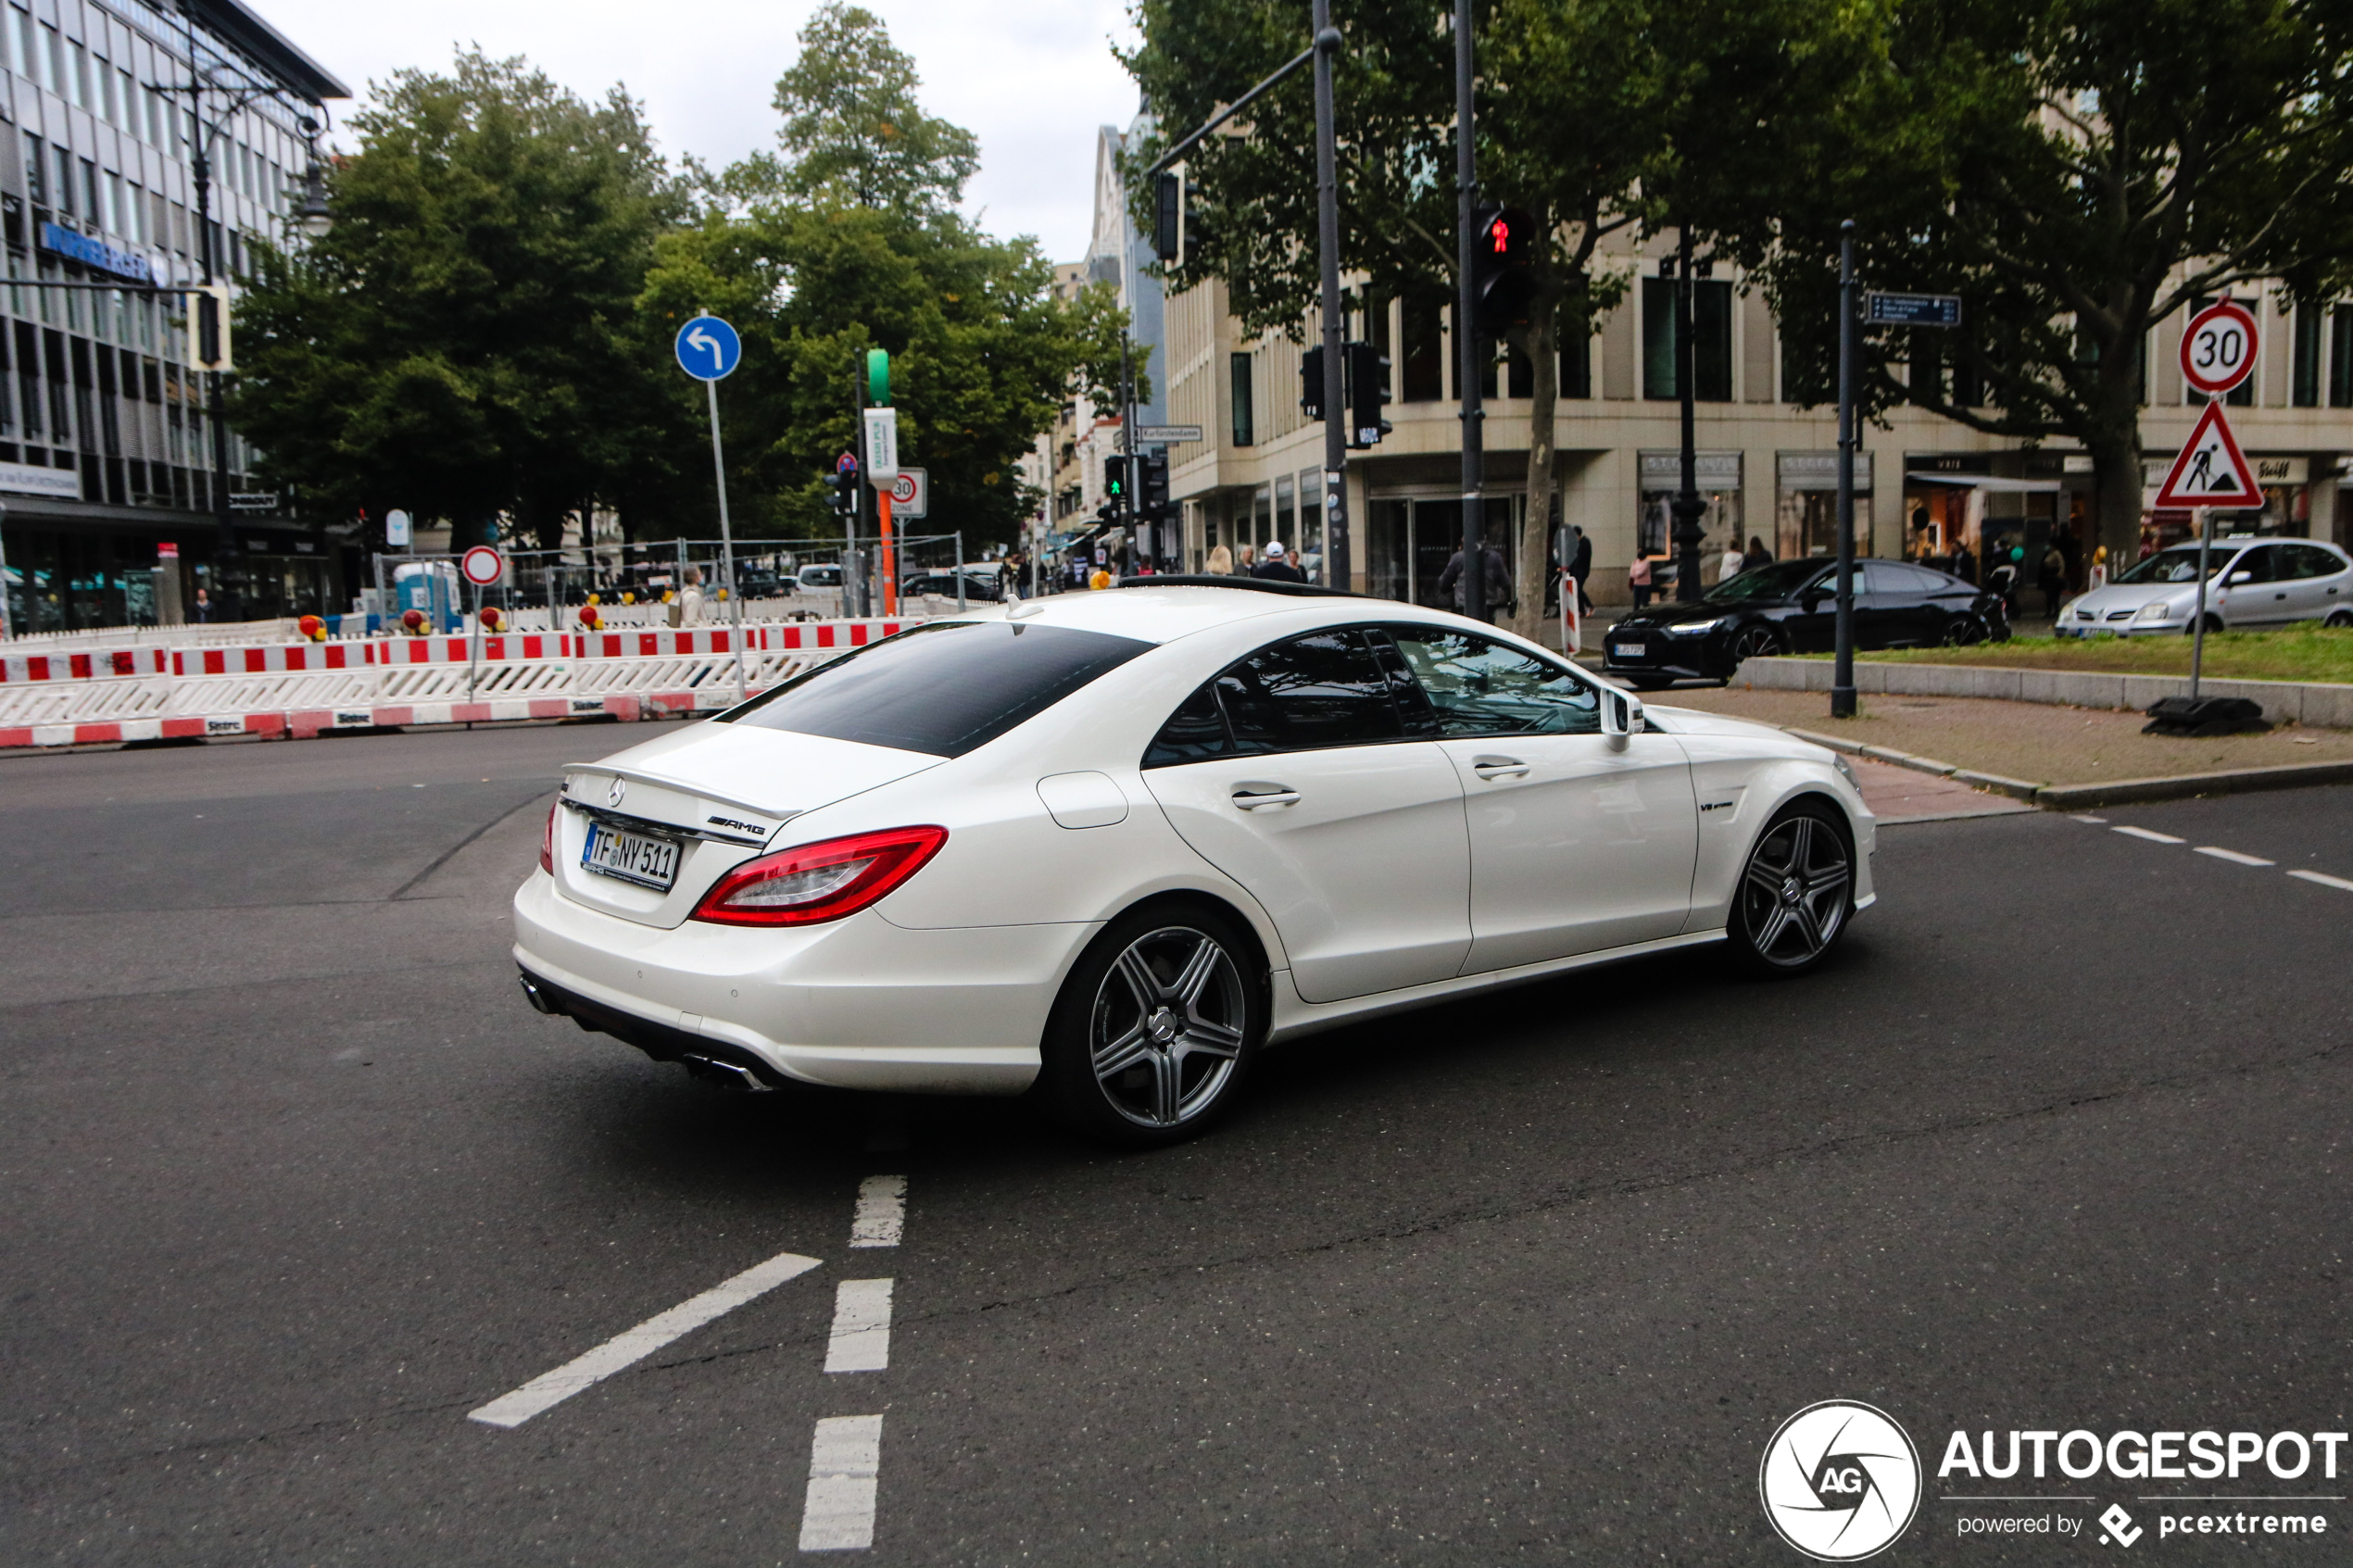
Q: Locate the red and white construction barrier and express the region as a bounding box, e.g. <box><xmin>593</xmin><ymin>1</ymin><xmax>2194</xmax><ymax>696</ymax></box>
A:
<box><xmin>2</xmin><ymin>646</ymin><xmax>172</xmax><ymax>683</ymax></box>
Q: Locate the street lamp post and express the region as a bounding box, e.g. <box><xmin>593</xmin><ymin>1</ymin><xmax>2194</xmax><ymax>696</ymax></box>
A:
<box><xmin>1311</xmin><ymin>6</ymin><xmax>1349</xmax><ymax>593</ymax></box>
<box><xmin>1454</xmin><ymin>0</ymin><xmax>1485</xmax><ymax>623</ymax></box>
<box><xmin>1670</xmin><ymin>228</ymin><xmax>1706</xmax><ymax>603</ymax></box>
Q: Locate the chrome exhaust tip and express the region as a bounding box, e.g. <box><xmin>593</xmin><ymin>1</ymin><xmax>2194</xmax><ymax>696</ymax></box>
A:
<box><xmin>681</xmin><ymin>1053</ymin><xmax>774</xmax><ymax>1093</ymax></box>
<box><xmin>518</xmin><ymin>972</ymin><xmax>560</xmax><ymax>1015</ymax></box>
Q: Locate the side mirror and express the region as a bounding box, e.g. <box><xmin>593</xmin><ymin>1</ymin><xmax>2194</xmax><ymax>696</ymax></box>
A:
<box><xmin>2226</xmin><ymin>571</ymin><xmax>2252</xmax><ymax>586</ymax></box>
<box><xmin>1601</xmin><ymin>686</ymin><xmax>1640</xmax><ymax>743</ymax></box>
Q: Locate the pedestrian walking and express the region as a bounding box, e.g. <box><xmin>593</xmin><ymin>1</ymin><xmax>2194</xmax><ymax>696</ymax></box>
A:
<box><xmin>1236</xmin><ymin>543</ymin><xmax>1257</xmax><ymax>572</ymax></box>
<box><xmin>1252</xmin><ymin>540</ymin><xmax>1305</xmax><ymax>583</ymax></box>
<box><xmin>1205</xmin><ymin>544</ymin><xmax>1235</xmax><ymax>575</ymax></box>
<box><xmin>192</xmin><ymin>586</ymin><xmax>212</xmax><ymax>623</ymax></box>
<box><xmin>1439</xmin><ymin>541</ymin><xmax>1510</xmax><ymax>615</ymax></box>
<box><xmin>1718</xmin><ymin>541</ymin><xmax>1745</xmax><ymax>584</ymax></box>
<box><xmin>1569</xmin><ymin>528</ymin><xmax>1593</xmax><ymax>617</ymax></box>
<box><xmin>1629</xmin><ymin>551</ymin><xmax>1654</xmax><ymax>610</ymax></box>
<box><xmin>1743</xmin><ymin>535</ymin><xmax>1774</xmax><ymax>572</ymax></box>
<box><xmin>2038</xmin><ymin>539</ymin><xmax>2066</xmax><ymax>617</ymax></box>
<box><xmin>676</xmin><ymin>566</ymin><xmax>707</xmax><ymax>625</ymax></box>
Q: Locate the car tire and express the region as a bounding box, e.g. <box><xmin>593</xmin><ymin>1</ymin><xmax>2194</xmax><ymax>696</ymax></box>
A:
<box><xmin>1626</xmin><ymin>676</ymin><xmax>1674</xmax><ymax>691</ymax></box>
<box><xmin>1725</xmin><ymin>798</ymin><xmax>1855</xmax><ymax>979</ymax></box>
<box><xmin>1726</xmin><ymin>623</ymin><xmax>1784</xmax><ymax>669</ymax></box>
<box><xmin>1040</xmin><ymin>902</ymin><xmax>1265</xmax><ymax>1148</ymax></box>
<box><xmin>2326</xmin><ymin>608</ymin><xmax>2353</xmax><ymax>629</ymax></box>
<box><xmin>1941</xmin><ymin>614</ymin><xmax>1989</xmax><ymax>646</ymax></box>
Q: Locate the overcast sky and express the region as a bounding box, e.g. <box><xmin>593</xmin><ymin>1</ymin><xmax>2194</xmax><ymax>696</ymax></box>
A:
<box><xmin>262</xmin><ymin>0</ymin><xmax>1140</xmax><ymax>262</ymax></box>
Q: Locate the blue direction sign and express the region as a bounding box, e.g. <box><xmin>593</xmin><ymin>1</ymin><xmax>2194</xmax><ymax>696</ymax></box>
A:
<box><xmin>673</xmin><ymin>315</ymin><xmax>743</xmax><ymax>381</ymax></box>
<box><xmin>1865</xmin><ymin>292</ymin><xmax>1963</xmax><ymax>328</ymax></box>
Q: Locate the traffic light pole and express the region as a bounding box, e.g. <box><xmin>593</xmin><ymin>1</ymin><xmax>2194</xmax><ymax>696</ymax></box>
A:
<box><xmin>1672</xmin><ymin>228</ymin><xmax>1706</xmax><ymax>604</ymax></box>
<box><xmin>1453</xmin><ymin>0</ymin><xmax>1486</xmax><ymax>623</ymax></box>
<box><xmin>1312</xmin><ymin>6</ymin><xmax>1350</xmax><ymax>593</ymax></box>
<box><xmin>1831</xmin><ymin>220</ymin><xmax>1859</xmax><ymax>719</ymax></box>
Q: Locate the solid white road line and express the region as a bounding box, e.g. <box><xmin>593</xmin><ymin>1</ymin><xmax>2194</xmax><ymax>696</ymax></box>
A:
<box><xmin>824</xmin><ymin>1278</ymin><xmax>895</xmax><ymax>1373</ymax></box>
<box><xmin>2195</xmin><ymin>846</ymin><xmax>2276</xmax><ymax>866</ymax></box>
<box><xmin>2112</xmin><ymin>826</ymin><xmax>2186</xmax><ymax>844</ymax></box>
<box><xmin>850</xmin><ymin>1174</ymin><xmax>907</xmax><ymax>1248</ymax></box>
<box><xmin>2288</xmin><ymin>869</ymin><xmax>2353</xmax><ymax>893</ymax></box>
<box><xmin>800</xmin><ymin>1414</ymin><xmax>884</xmax><ymax>1551</ymax></box>
<box><xmin>468</xmin><ymin>1249</ymin><xmax>822</xmax><ymax>1428</ymax></box>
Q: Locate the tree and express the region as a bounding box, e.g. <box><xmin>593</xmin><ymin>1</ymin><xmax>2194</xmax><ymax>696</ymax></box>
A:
<box><xmin>1725</xmin><ymin>0</ymin><xmax>2353</xmax><ymax>562</ymax></box>
<box><xmin>232</xmin><ymin>51</ymin><xmax>689</xmax><ymax>549</ymax></box>
<box><xmin>648</xmin><ymin>5</ymin><xmax>1131</xmax><ymax>546</ymax></box>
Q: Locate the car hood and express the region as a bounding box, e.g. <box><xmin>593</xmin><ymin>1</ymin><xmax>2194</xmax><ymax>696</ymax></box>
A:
<box><xmin>1644</xmin><ymin>705</ymin><xmax>1798</xmax><ymax>745</ymax></box>
<box><xmin>1614</xmin><ymin>599</ymin><xmax>1771</xmax><ymax>630</ymax></box>
<box><xmin>560</xmin><ymin>720</ymin><xmax>943</xmax><ymax>827</ymax></box>
<box><xmin>2067</xmin><ymin>582</ymin><xmax>2196</xmax><ymax>615</ymax></box>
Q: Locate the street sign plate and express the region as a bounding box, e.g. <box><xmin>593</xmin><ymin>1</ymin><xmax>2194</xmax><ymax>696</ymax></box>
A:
<box><xmin>2153</xmin><ymin>402</ymin><xmax>2261</xmax><ymax>508</ymax></box>
<box><xmin>862</xmin><ymin>408</ymin><xmax>900</xmax><ymax>483</ymax></box>
<box><xmin>2181</xmin><ymin>299</ymin><xmax>2258</xmax><ymax>397</ymax></box>
<box><xmin>385</xmin><ymin>509</ymin><xmax>411</xmax><ymax>546</ymax></box>
<box><xmin>1134</xmin><ymin>424</ymin><xmax>1204</xmax><ymax>444</ymax></box>
<box><xmin>1865</xmin><ymin>292</ymin><xmax>1962</xmax><ymax>327</ymax></box>
<box><xmin>888</xmin><ymin>468</ymin><xmax>927</xmax><ymax>518</ymax></box>
<box><xmin>461</xmin><ymin>545</ymin><xmax>507</xmax><ymax>586</ymax></box>
<box><xmin>229</xmin><ymin>491</ymin><xmax>278</xmax><ymax>511</ymax></box>
<box><xmin>673</xmin><ymin>315</ymin><xmax>742</xmax><ymax>382</ymax></box>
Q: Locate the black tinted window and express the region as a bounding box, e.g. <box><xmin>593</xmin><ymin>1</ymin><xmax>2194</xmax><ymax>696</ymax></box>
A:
<box><xmin>1142</xmin><ymin>683</ymin><xmax>1230</xmax><ymax>767</ymax></box>
<box><xmin>2288</xmin><ymin>544</ymin><xmax>2344</xmax><ymax>580</ymax></box>
<box><xmin>722</xmin><ymin>621</ymin><xmax>1149</xmax><ymax>757</ymax></box>
<box><xmin>1384</xmin><ymin>628</ymin><xmax>1599</xmax><ymax>736</ymax></box>
<box><xmin>2231</xmin><ymin>545</ymin><xmax>2281</xmax><ymax>583</ymax></box>
<box><xmin>1221</xmin><ymin>630</ymin><xmax>1403</xmax><ymax>753</ymax></box>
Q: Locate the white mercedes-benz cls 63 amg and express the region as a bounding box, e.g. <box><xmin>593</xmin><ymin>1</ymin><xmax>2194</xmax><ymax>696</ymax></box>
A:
<box><xmin>513</xmin><ymin>580</ymin><xmax>1875</xmax><ymax>1145</ymax></box>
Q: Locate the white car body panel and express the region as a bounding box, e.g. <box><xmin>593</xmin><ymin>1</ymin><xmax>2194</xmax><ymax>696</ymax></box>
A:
<box><xmin>511</xmin><ymin>589</ymin><xmax>1877</xmax><ymax>1098</ymax></box>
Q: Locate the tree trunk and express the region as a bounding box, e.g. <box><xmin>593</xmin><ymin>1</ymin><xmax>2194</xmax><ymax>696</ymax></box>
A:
<box><xmin>2088</xmin><ymin>426</ymin><xmax>2144</xmax><ymax>578</ymax></box>
<box><xmin>1505</xmin><ymin>293</ymin><xmax>1561</xmax><ymax>647</ymax></box>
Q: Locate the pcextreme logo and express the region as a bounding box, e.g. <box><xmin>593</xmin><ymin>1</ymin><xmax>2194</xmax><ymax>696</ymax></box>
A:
<box><xmin>1759</xmin><ymin>1400</ymin><xmax>1923</xmax><ymax>1561</ymax></box>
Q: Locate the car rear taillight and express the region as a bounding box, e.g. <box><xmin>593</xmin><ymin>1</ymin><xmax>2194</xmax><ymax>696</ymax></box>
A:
<box><xmin>541</xmin><ymin>800</ymin><xmax>559</xmax><ymax>873</ymax></box>
<box><xmin>690</xmin><ymin>826</ymin><xmax>948</xmax><ymax>927</ymax></box>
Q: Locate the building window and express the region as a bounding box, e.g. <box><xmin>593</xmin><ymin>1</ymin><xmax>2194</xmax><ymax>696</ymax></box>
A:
<box><xmin>1642</xmin><ymin>278</ymin><xmax>1733</xmax><ymax>401</ymax></box>
<box><xmin>2293</xmin><ymin>303</ymin><xmax>2322</xmax><ymax>408</ymax></box>
<box><xmin>1229</xmin><ymin>350</ymin><xmax>1254</xmax><ymax>447</ymax></box>
<box><xmin>1401</xmin><ymin>294</ymin><xmax>1443</xmax><ymax>402</ymax></box>
<box><xmin>1561</xmin><ymin>333</ymin><xmax>1592</xmax><ymax>399</ymax></box>
<box><xmin>2332</xmin><ymin>306</ymin><xmax>2353</xmax><ymax>409</ymax></box>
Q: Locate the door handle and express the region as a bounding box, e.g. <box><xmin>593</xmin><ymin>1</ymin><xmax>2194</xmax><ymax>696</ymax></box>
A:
<box><xmin>1231</xmin><ymin>787</ymin><xmax>1301</xmax><ymax>810</ymax></box>
<box><xmin>1470</xmin><ymin>756</ymin><xmax>1530</xmax><ymax>779</ymax></box>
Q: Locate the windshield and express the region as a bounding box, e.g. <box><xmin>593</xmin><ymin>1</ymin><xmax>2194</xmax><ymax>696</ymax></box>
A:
<box><xmin>799</xmin><ymin>567</ymin><xmax>842</xmax><ymax>586</ymax></box>
<box><xmin>719</xmin><ymin>621</ymin><xmax>1150</xmax><ymax>756</ymax></box>
<box><xmin>2112</xmin><ymin>546</ymin><xmax>2243</xmax><ymax>585</ymax></box>
<box><xmin>1705</xmin><ymin>559</ymin><xmax>1830</xmax><ymax>603</ymax></box>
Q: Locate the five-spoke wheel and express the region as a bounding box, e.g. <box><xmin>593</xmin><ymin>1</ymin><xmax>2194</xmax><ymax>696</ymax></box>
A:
<box><xmin>1043</xmin><ymin>905</ymin><xmax>1262</xmax><ymax>1146</ymax></box>
<box><xmin>1726</xmin><ymin>623</ymin><xmax>1784</xmax><ymax>671</ymax></box>
<box><xmin>1728</xmin><ymin>802</ymin><xmax>1854</xmax><ymax>976</ymax></box>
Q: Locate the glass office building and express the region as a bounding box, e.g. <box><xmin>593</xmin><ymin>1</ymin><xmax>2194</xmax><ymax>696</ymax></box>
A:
<box><xmin>0</xmin><ymin>0</ymin><xmax>343</xmax><ymax>632</ymax></box>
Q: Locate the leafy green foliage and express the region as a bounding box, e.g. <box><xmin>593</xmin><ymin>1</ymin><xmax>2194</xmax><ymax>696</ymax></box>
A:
<box><xmin>232</xmin><ymin>51</ymin><xmax>690</xmax><ymax>549</ymax></box>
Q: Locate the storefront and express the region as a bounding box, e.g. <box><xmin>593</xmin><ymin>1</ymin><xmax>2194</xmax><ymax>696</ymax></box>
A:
<box><xmin>1636</xmin><ymin>452</ymin><xmax>1742</xmax><ymax>580</ymax></box>
<box><xmin>1365</xmin><ymin>492</ymin><xmax>1522</xmax><ymax>608</ymax></box>
<box><xmin>1774</xmin><ymin>451</ymin><xmax>1875</xmax><ymax>560</ymax></box>
<box><xmin>2139</xmin><ymin>454</ymin><xmax>2314</xmax><ymax>557</ymax></box>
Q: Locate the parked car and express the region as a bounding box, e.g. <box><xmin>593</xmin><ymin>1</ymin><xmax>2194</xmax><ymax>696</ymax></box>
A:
<box><xmin>902</xmin><ymin>571</ymin><xmax>1005</xmax><ymax>604</ymax></box>
<box><xmin>515</xmin><ymin>580</ymin><xmax>1875</xmax><ymax>1146</ymax></box>
<box><xmin>2057</xmin><ymin>537</ymin><xmax>2353</xmax><ymax>636</ymax></box>
<box><xmin>1604</xmin><ymin>558</ymin><xmax>2010</xmax><ymax>686</ymax></box>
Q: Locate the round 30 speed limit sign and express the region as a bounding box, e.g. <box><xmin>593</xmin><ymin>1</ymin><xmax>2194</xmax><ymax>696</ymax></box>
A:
<box><xmin>2182</xmin><ymin>299</ymin><xmax>2259</xmax><ymax>397</ymax></box>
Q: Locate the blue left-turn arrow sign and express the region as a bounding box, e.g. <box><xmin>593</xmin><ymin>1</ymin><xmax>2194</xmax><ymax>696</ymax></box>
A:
<box><xmin>674</xmin><ymin>315</ymin><xmax>742</xmax><ymax>381</ymax></box>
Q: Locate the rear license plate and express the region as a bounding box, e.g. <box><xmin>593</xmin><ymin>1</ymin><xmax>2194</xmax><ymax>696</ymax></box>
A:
<box><xmin>582</xmin><ymin>821</ymin><xmax>681</xmax><ymax>892</ymax></box>
<box><xmin>1612</xmin><ymin>640</ymin><xmax>1648</xmax><ymax>659</ymax></box>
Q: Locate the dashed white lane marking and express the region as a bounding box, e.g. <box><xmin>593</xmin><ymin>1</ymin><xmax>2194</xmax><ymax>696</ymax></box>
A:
<box><xmin>2072</xmin><ymin>814</ymin><xmax>2108</xmax><ymax>824</ymax></box>
<box><xmin>850</xmin><ymin>1174</ymin><xmax>907</xmax><ymax>1248</ymax></box>
<box><xmin>800</xmin><ymin>1413</ymin><xmax>884</xmax><ymax>1551</ymax></box>
<box><xmin>2195</xmin><ymin>846</ymin><xmax>2276</xmax><ymax>866</ymax></box>
<box><xmin>2289</xmin><ymin>870</ymin><xmax>2353</xmax><ymax>893</ymax></box>
<box><xmin>824</xmin><ymin>1279</ymin><xmax>896</xmax><ymax>1373</ymax></box>
<box><xmin>468</xmin><ymin>1249</ymin><xmax>822</xmax><ymax>1428</ymax></box>
<box><xmin>2112</xmin><ymin>826</ymin><xmax>2186</xmax><ymax>844</ymax></box>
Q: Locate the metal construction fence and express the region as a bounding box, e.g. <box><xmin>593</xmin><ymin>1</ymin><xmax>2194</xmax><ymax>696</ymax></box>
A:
<box><xmin>0</xmin><ymin>613</ymin><xmax>933</xmax><ymax>750</ymax></box>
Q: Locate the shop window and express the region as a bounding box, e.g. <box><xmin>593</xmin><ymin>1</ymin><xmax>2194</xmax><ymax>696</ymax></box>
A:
<box><xmin>2293</xmin><ymin>303</ymin><xmax>2322</xmax><ymax>408</ymax></box>
<box><xmin>1229</xmin><ymin>351</ymin><xmax>1253</xmax><ymax>447</ymax></box>
<box><xmin>2332</xmin><ymin>306</ymin><xmax>2353</xmax><ymax>409</ymax></box>
<box><xmin>1401</xmin><ymin>294</ymin><xmax>1443</xmax><ymax>402</ymax></box>
<box><xmin>1642</xmin><ymin>279</ymin><xmax>1732</xmax><ymax>401</ymax></box>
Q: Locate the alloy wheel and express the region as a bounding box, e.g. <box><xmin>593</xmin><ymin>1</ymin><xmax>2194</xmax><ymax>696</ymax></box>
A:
<box><xmin>1737</xmin><ymin>814</ymin><xmax>1851</xmax><ymax>970</ymax></box>
<box><xmin>1729</xmin><ymin>625</ymin><xmax>1781</xmax><ymax>666</ymax></box>
<box><xmin>1088</xmin><ymin>925</ymin><xmax>1248</xmax><ymax>1128</ymax></box>
<box><xmin>1942</xmin><ymin>615</ymin><xmax>1988</xmax><ymax>646</ymax></box>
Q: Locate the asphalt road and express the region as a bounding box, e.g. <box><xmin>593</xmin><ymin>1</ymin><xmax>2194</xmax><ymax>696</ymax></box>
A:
<box><xmin>5</xmin><ymin>723</ymin><xmax>2351</xmax><ymax>1565</ymax></box>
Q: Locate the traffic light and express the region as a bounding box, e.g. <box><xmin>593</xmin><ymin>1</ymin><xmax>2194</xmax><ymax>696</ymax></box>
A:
<box><xmin>1300</xmin><ymin>345</ymin><xmax>1325</xmax><ymax>420</ymax></box>
<box><xmin>1348</xmin><ymin>342</ymin><xmax>1392</xmax><ymax>447</ymax></box>
<box><xmin>1153</xmin><ymin>172</ymin><xmax>1180</xmax><ymax>264</ymax></box>
<box><xmin>1139</xmin><ymin>448</ymin><xmax>1170</xmax><ymax>521</ymax></box>
<box><xmin>1102</xmin><ymin>455</ymin><xmax>1130</xmax><ymax>508</ymax></box>
<box><xmin>1468</xmin><ymin>206</ymin><xmax>1536</xmax><ymax>336</ymax></box>
<box><xmin>187</xmin><ymin>282</ymin><xmax>233</xmax><ymax>372</ymax></box>
<box><xmin>830</xmin><ymin>458</ymin><xmax>860</xmax><ymax>520</ymax></box>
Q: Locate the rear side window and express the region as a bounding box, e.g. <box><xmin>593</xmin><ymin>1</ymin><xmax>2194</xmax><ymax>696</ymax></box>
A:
<box><xmin>723</xmin><ymin>621</ymin><xmax>1150</xmax><ymax>757</ymax></box>
<box><xmin>1143</xmin><ymin>629</ymin><xmax>1403</xmax><ymax>765</ymax></box>
<box><xmin>2288</xmin><ymin>544</ymin><xmax>2344</xmax><ymax>579</ymax></box>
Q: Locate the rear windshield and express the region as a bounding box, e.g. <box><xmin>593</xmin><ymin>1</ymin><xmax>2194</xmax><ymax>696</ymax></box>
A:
<box><xmin>718</xmin><ymin>621</ymin><xmax>1150</xmax><ymax>757</ymax></box>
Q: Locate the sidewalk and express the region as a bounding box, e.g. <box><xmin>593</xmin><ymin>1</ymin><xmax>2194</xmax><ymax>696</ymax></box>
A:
<box><xmin>1658</xmin><ymin>685</ymin><xmax>2353</xmax><ymax>788</ymax></box>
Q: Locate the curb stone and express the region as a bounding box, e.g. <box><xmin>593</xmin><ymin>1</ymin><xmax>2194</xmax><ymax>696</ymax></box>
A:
<box><xmin>1777</xmin><ymin>725</ymin><xmax>2353</xmax><ymax>810</ymax></box>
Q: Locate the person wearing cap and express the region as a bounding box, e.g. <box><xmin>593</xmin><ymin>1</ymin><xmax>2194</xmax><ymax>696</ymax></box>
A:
<box><xmin>1252</xmin><ymin>539</ymin><xmax>1306</xmax><ymax>583</ymax></box>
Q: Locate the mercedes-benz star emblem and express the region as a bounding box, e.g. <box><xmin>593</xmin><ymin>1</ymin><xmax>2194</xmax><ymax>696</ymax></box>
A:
<box><xmin>606</xmin><ymin>777</ymin><xmax>627</xmax><ymax>808</ymax></box>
